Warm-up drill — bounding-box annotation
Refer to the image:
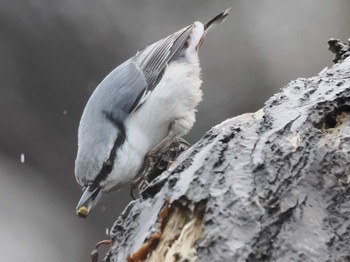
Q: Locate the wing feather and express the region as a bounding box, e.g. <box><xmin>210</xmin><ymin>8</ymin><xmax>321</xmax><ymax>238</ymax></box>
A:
<box><xmin>130</xmin><ymin>25</ymin><xmax>194</xmax><ymax>112</ymax></box>
<box><xmin>96</xmin><ymin>25</ymin><xmax>195</xmax><ymax>123</ymax></box>
<box><xmin>137</xmin><ymin>25</ymin><xmax>192</xmax><ymax>78</ymax></box>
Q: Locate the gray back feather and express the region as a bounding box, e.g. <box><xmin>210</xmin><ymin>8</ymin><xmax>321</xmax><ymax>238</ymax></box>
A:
<box><xmin>86</xmin><ymin>24</ymin><xmax>194</xmax><ymax>124</ymax></box>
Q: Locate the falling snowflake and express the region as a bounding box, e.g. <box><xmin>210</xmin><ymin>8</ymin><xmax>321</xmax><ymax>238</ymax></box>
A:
<box><xmin>20</xmin><ymin>153</ymin><xmax>25</xmax><ymax>163</ymax></box>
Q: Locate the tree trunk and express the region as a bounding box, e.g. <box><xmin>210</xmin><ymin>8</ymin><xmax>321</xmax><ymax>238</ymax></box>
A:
<box><xmin>102</xmin><ymin>39</ymin><xmax>350</xmax><ymax>262</ymax></box>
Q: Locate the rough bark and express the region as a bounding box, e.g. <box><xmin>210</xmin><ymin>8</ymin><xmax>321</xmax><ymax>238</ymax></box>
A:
<box><xmin>102</xmin><ymin>39</ymin><xmax>350</xmax><ymax>262</ymax></box>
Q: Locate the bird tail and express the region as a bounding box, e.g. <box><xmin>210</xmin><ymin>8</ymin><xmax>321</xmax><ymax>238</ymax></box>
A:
<box><xmin>196</xmin><ymin>8</ymin><xmax>231</xmax><ymax>50</ymax></box>
<box><xmin>204</xmin><ymin>8</ymin><xmax>231</xmax><ymax>33</ymax></box>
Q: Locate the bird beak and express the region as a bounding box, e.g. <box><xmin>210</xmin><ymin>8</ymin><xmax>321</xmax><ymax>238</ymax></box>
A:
<box><xmin>76</xmin><ymin>184</ymin><xmax>103</xmax><ymax>218</ymax></box>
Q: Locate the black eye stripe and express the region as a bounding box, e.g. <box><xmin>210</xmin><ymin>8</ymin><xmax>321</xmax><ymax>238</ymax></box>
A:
<box><xmin>91</xmin><ymin>118</ymin><xmax>126</xmax><ymax>188</ymax></box>
<box><xmin>102</xmin><ymin>159</ymin><xmax>113</xmax><ymax>174</ymax></box>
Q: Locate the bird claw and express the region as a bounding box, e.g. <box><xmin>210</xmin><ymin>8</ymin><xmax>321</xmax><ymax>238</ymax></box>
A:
<box><xmin>90</xmin><ymin>239</ymin><xmax>112</xmax><ymax>262</ymax></box>
<box><xmin>130</xmin><ymin>137</ymin><xmax>190</xmax><ymax>199</ymax></box>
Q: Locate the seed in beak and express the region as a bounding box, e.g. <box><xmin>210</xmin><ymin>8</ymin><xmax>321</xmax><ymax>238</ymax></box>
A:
<box><xmin>76</xmin><ymin>206</ymin><xmax>89</xmax><ymax>218</ymax></box>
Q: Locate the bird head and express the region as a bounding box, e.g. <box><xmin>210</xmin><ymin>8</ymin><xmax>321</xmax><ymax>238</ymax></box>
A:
<box><xmin>74</xmin><ymin>108</ymin><xmax>127</xmax><ymax>218</ymax></box>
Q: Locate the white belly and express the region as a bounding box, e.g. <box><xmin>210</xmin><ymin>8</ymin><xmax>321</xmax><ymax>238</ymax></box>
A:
<box><xmin>127</xmin><ymin>61</ymin><xmax>202</xmax><ymax>153</ymax></box>
<box><xmin>107</xmin><ymin>61</ymin><xmax>203</xmax><ymax>187</ymax></box>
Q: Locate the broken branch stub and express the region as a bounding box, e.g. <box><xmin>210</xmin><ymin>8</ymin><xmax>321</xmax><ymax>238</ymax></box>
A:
<box><xmin>104</xmin><ymin>40</ymin><xmax>350</xmax><ymax>261</ymax></box>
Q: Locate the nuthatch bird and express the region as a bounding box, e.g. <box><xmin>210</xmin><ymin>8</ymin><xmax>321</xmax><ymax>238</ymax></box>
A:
<box><xmin>75</xmin><ymin>9</ymin><xmax>230</xmax><ymax>218</ymax></box>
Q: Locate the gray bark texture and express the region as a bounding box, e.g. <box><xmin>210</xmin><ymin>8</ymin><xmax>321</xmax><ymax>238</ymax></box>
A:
<box><xmin>102</xmin><ymin>39</ymin><xmax>350</xmax><ymax>262</ymax></box>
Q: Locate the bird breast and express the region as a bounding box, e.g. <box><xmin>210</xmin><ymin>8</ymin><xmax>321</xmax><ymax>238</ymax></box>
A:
<box><xmin>110</xmin><ymin>60</ymin><xmax>203</xmax><ymax>186</ymax></box>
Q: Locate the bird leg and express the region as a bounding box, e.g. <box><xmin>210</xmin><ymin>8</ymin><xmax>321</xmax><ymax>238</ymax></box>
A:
<box><xmin>130</xmin><ymin>136</ymin><xmax>190</xmax><ymax>199</ymax></box>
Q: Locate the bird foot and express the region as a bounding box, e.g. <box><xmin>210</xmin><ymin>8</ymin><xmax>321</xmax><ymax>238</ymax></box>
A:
<box><xmin>130</xmin><ymin>137</ymin><xmax>190</xmax><ymax>199</ymax></box>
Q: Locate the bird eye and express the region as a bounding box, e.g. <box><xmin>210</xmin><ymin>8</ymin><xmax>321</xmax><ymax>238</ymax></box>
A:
<box><xmin>102</xmin><ymin>159</ymin><xmax>113</xmax><ymax>174</ymax></box>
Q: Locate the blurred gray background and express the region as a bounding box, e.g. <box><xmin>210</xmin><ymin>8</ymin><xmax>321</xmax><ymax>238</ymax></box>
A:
<box><xmin>1</xmin><ymin>0</ymin><xmax>349</xmax><ymax>261</ymax></box>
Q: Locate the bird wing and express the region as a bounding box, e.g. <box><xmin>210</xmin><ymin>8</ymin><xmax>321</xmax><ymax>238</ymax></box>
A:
<box><xmin>129</xmin><ymin>25</ymin><xmax>194</xmax><ymax>113</ymax></box>
<box><xmin>94</xmin><ymin>25</ymin><xmax>194</xmax><ymax>129</ymax></box>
